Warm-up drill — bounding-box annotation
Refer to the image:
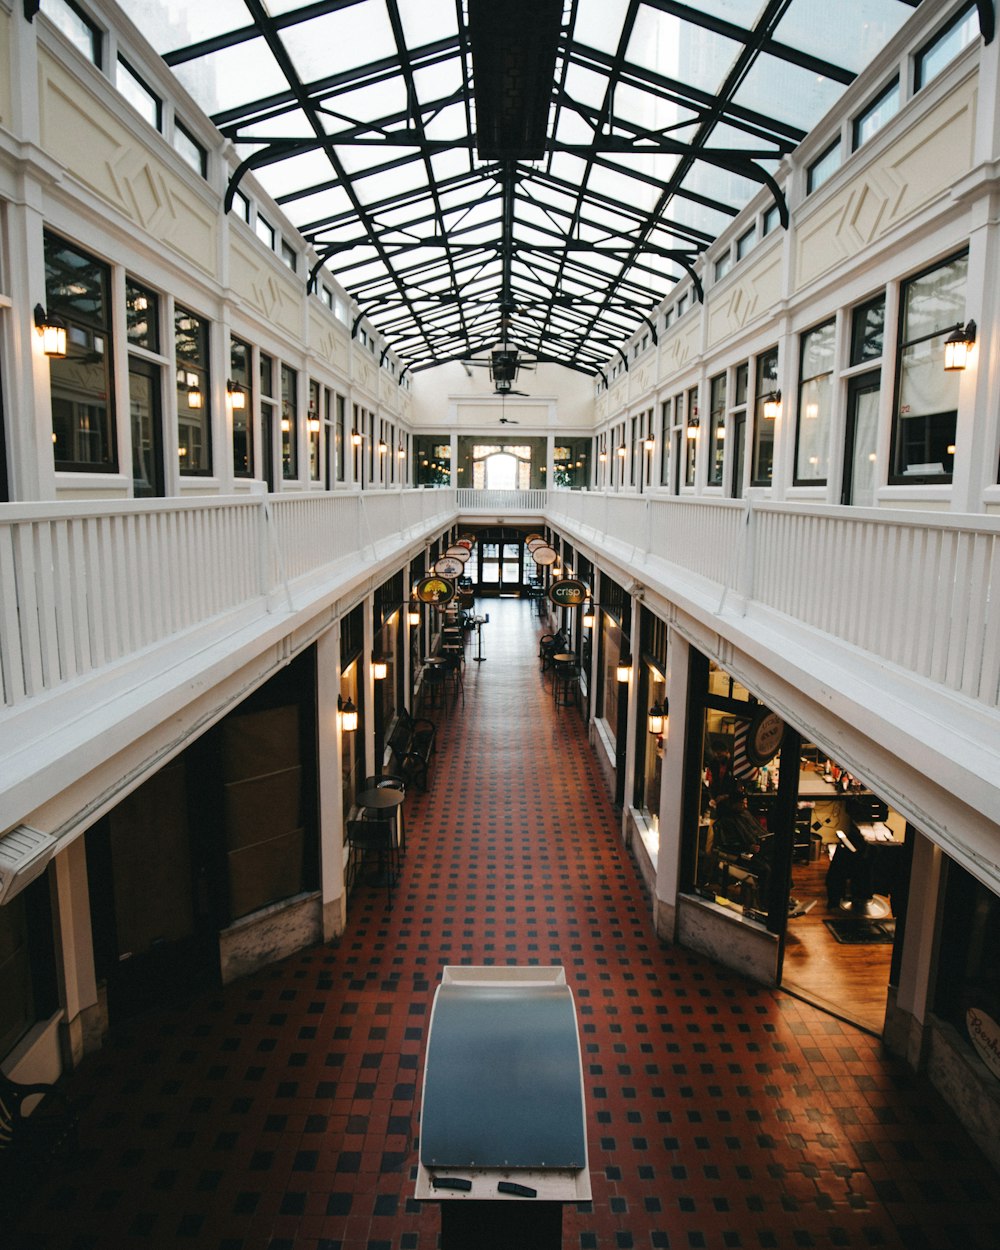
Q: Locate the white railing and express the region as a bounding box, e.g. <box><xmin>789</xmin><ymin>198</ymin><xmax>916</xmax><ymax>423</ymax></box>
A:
<box><xmin>456</xmin><ymin>488</ymin><xmax>548</xmax><ymax>513</ymax></box>
<box><xmin>549</xmin><ymin>492</ymin><xmax>1000</xmax><ymax>711</ymax></box>
<box><xmin>0</xmin><ymin>489</ymin><xmax>456</xmax><ymax>710</ymax></box>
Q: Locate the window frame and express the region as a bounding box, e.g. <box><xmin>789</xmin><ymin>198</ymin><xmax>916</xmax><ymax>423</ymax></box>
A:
<box><xmin>806</xmin><ymin>139</ymin><xmax>841</xmax><ymax>195</ymax></box>
<box><xmin>793</xmin><ymin>318</ymin><xmax>836</xmax><ymax>487</ymax></box>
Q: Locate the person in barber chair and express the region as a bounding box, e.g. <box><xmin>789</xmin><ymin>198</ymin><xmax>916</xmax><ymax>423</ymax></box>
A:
<box><xmin>709</xmin><ymin>763</ymin><xmax>773</xmax><ymax>904</ymax></box>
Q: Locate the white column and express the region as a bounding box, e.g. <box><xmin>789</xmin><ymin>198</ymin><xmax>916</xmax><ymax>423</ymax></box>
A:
<box><xmin>52</xmin><ymin>837</ymin><xmax>100</xmax><ymax>1066</ymax></box>
<box><xmin>654</xmin><ymin>630</ymin><xmax>691</xmax><ymax>942</ymax></box>
<box><xmin>316</xmin><ymin>622</ymin><xmax>347</xmax><ymax>939</ymax></box>
<box><xmin>891</xmin><ymin>833</ymin><xmax>944</xmax><ymax>1067</ymax></box>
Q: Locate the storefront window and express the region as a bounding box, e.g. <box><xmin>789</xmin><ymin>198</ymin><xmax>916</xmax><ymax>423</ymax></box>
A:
<box><xmin>340</xmin><ymin>661</ymin><xmax>362</xmax><ymax>824</ymax></box>
<box><xmin>684</xmin><ymin>386</ymin><xmax>699</xmax><ymax>487</ymax></box>
<box><xmin>308</xmin><ymin>380</ymin><xmax>322</xmax><ymax>482</ymax></box>
<box><xmin>601</xmin><ymin>615</ymin><xmax>623</xmax><ymax>748</ymax></box>
<box><xmin>934</xmin><ymin>860</ymin><xmax>1000</xmax><ymax>1043</ymax></box>
<box><xmin>641</xmin><ymin>664</ymin><xmax>667</xmax><ymax>829</ymax></box>
<box><xmin>175</xmin><ymin>304</ymin><xmax>211</xmax><ymax>474</ymax></box>
<box><xmin>45</xmin><ymin>232</ymin><xmax>116</xmax><ymax>472</ymax></box>
<box><xmin>891</xmin><ymin>252</ymin><xmax>967</xmax><ymax>483</ymax></box>
<box><xmin>795</xmin><ymin>320</ymin><xmax>835</xmax><ymax>483</ymax></box>
<box><xmin>416</xmin><ymin>436</ymin><xmax>451</xmax><ymax>485</ymax></box>
<box><xmin>0</xmin><ymin>878</ymin><xmax>56</xmax><ymax>1061</ymax></box>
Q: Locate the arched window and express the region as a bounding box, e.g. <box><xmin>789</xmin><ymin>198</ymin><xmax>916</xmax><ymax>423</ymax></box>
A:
<box><xmin>472</xmin><ymin>444</ymin><xmax>532</xmax><ymax>489</ymax></box>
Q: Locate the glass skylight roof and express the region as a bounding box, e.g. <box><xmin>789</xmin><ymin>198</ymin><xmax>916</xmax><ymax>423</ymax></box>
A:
<box><xmin>116</xmin><ymin>0</ymin><xmax>923</xmax><ymax>376</ymax></box>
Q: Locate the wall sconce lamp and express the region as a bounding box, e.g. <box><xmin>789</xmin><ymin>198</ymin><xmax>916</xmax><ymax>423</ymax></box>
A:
<box><xmin>34</xmin><ymin>304</ymin><xmax>67</xmax><ymax>357</ymax></box>
<box><xmin>378</xmin><ymin>439</ymin><xmax>388</xmax><ymax>455</ymax></box>
<box><xmin>308</xmin><ymin>417</ymin><xmax>321</xmax><ymax>434</ymax></box>
<box><xmin>227</xmin><ymin>380</ymin><xmax>246</xmax><ymax>410</ymax></box>
<box><xmin>598</xmin><ymin>451</ymin><xmax>608</xmax><ymax>463</ymax></box>
<box><xmin>398</xmin><ymin>443</ymin><xmax>406</xmax><ymax>458</ymax></box>
<box><xmin>338</xmin><ymin>694</ymin><xmax>358</xmax><ymax>732</ymax></box>
<box><xmin>582</xmin><ymin>603</ymin><xmax>596</xmax><ymax>629</ymax></box>
<box><xmin>407</xmin><ymin>604</ymin><xmax>421</xmax><ymax>627</ymax></box>
<box><xmin>372</xmin><ymin>655</ymin><xmax>388</xmax><ymax>680</ymax></box>
<box><xmin>351</xmin><ymin>429</ymin><xmax>363</xmax><ymax>446</ymax></box>
<box><xmin>187</xmin><ymin>386</ymin><xmax>203</xmax><ymax>410</ymax></box>
<box><xmin>644</xmin><ymin>437</ymin><xmax>655</xmax><ymax>452</ymax></box>
<box><xmin>762</xmin><ymin>390</ymin><xmax>782</xmax><ymax>420</ymax></box>
<box><xmin>686</xmin><ymin>418</ymin><xmax>699</xmax><ymax>439</ymax></box>
<box><xmin>616</xmin><ymin>655</ymin><xmax>632</xmax><ymax>683</ymax></box>
<box><xmin>647</xmin><ymin>699</ymin><xmax>668</xmax><ymax>736</ymax></box>
<box><xmin>944</xmin><ymin>320</ymin><xmax>976</xmax><ymax>371</ymax></box>
<box><xmin>616</xmin><ymin>442</ymin><xmax>628</xmax><ymax>458</ymax></box>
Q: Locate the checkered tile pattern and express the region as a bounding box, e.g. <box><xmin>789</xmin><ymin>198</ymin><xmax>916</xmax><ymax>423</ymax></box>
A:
<box><xmin>15</xmin><ymin>600</ymin><xmax>1000</xmax><ymax>1250</ymax></box>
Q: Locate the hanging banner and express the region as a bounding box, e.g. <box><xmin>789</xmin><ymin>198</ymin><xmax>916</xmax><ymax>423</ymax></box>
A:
<box><xmin>434</xmin><ymin>556</ymin><xmax>465</xmax><ymax>577</ymax></box>
<box><xmin>414</xmin><ymin>576</ymin><xmax>456</xmax><ymax>604</ymax></box>
<box><xmin>548</xmin><ymin>578</ymin><xmax>589</xmax><ymax>607</ymax></box>
<box><xmin>531</xmin><ymin>545</ymin><xmax>557</xmax><ymax>565</ymax></box>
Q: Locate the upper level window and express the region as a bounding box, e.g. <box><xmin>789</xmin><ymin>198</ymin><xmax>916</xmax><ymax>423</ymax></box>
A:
<box><xmin>175</xmin><ymin>305</ymin><xmax>212</xmax><ymax>475</ymax></box>
<box><xmin>851</xmin><ymin>296</ymin><xmax>885</xmax><ymax>365</ymax></box>
<box><xmin>125</xmin><ymin>279</ymin><xmax>159</xmax><ymax>352</ymax></box>
<box><xmin>280</xmin><ymin>239</ymin><xmax>297</xmax><ymax>272</ymax></box>
<box><xmin>852</xmin><ymin>79</ymin><xmax>900</xmax><ymax>151</ymax></box>
<box><xmin>174</xmin><ymin>121</ymin><xmax>207</xmax><ymax>178</ymax></box>
<box><xmin>45</xmin><ymin>231</ymin><xmax>115</xmax><ymax>472</ymax></box>
<box><xmin>762</xmin><ymin>203</ymin><xmax>781</xmax><ymax>236</ymax></box>
<box><xmin>714</xmin><ymin>252</ymin><xmax>732</xmax><ymax>281</ymax></box>
<box><xmin>736</xmin><ymin>225</ymin><xmax>757</xmax><ymax>260</ymax></box>
<box><xmin>43</xmin><ymin>0</ymin><xmax>101</xmax><ymax>66</ymax></box>
<box><xmin>256</xmin><ymin>214</ymin><xmax>276</xmax><ymax>250</ymax></box>
<box><xmin>117</xmin><ymin>56</ymin><xmax>162</xmax><ymax>131</ymax></box>
<box><xmin>807</xmin><ymin>140</ymin><xmax>840</xmax><ymax>194</ymax></box>
<box><xmin>915</xmin><ymin>4</ymin><xmax>978</xmax><ymax>91</ymax></box>
<box><xmin>320</xmin><ymin>285</ymin><xmax>333</xmax><ymax>309</ymax></box>
<box><xmin>795</xmin><ymin>320</ymin><xmax>835</xmax><ymax>485</ymax></box>
<box><xmin>891</xmin><ymin>251</ymin><xmax>968</xmax><ymax>483</ymax></box>
<box><xmin>663</xmin><ymin>308</ymin><xmax>673</xmax><ymax>329</ymax></box>
<box><xmin>231</xmin><ymin>189</ymin><xmax>251</xmax><ymax>224</ymax></box>
<box><xmin>751</xmin><ymin>349</ymin><xmax>779</xmax><ymax>487</ymax></box>
<box><xmin>676</xmin><ymin>293</ymin><xmax>688</xmax><ymax>317</ymax></box>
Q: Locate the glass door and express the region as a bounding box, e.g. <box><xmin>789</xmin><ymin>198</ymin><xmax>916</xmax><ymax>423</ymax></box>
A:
<box><xmin>129</xmin><ymin>358</ymin><xmax>164</xmax><ymax>497</ymax></box>
<box><xmin>478</xmin><ymin>539</ymin><xmax>524</xmax><ymax>592</ymax></box>
<box><xmin>842</xmin><ymin>371</ymin><xmax>880</xmax><ymax>506</ymax></box>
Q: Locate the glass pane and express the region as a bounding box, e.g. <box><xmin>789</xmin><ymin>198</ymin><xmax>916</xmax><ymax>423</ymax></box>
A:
<box><xmin>916</xmin><ymin>5</ymin><xmax>978</xmax><ymax>90</ymax></box>
<box><xmin>751</xmin><ymin>350</ymin><xmax>778</xmax><ymax>486</ymax></box>
<box><xmin>853</xmin><ymin>80</ymin><xmax>900</xmax><ymax>150</ymax></box>
<box><xmin>901</xmin><ymin>254</ymin><xmax>968</xmax><ymax>345</ymax></box>
<box><xmin>848</xmin><ymin>386</ymin><xmax>880</xmax><ymax>507</ymax></box>
<box><xmin>118</xmin><ymin>57</ymin><xmax>161</xmax><ymax>131</ymax></box>
<box><xmin>851</xmin><ymin>297</ymin><xmax>885</xmax><ymax>364</ymax></box>
<box><xmin>43</xmin><ymin>0</ymin><xmax>101</xmax><ymax>65</ymax></box>
<box><xmin>126</xmin><ymin>280</ymin><xmax>159</xmax><ymax>352</ymax></box>
<box><xmin>175</xmin><ymin>305</ymin><xmax>211</xmax><ymax>474</ymax></box>
<box><xmin>231</xmin><ymin>338</ymin><xmax>253</xmax><ymax>478</ymax></box>
<box><xmin>282</xmin><ymin>364</ymin><xmax>298</xmax><ymax>479</ymax></box>
<box><xmin>773</xmin><ymin>0</ymin><xmax>911</xmax><ymax>75</ymax></box>
<box><xmin>795</xmin><ymin>376</ymin><xmax>831</xmax><ymax>482</ymax></box>
<box><xmin>708</xmin><ymin>374</ymin><xmax>726</xmax><ymax>486</ymax></box>
<box><xmin>807</xmin><ymin>143</ymin><xmax>841</xmax><ymax>194</ymax></box>
<box><xmin>129</xmin><ymin>365</ymin><xmax>159</xmax><ymax>498</ymax></box>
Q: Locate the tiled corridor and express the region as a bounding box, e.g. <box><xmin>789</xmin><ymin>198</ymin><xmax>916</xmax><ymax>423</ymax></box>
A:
<box><xmin>13</xmin><ymin>599</ymin><xmax>1000</xmax><ymax>1250</ymax></box>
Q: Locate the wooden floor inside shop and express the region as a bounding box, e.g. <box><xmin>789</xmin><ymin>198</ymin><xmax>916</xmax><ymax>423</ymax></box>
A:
<box><xmin>782</xmin><ymin>855</ymin><xmax>895</xmax><ymax>1035</ymax></box>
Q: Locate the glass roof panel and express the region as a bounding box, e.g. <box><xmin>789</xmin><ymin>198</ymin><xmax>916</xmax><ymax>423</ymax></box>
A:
<box><xmin>573</xmin><ymin>0</ymin><xmax>631</xmax><ymax>56</ymax></box>
<box><xmin>627</xmin><ymin>6</ymin><xmax>744</xmax><ymax>95</ymax></box>
<box><xmin>171</xmin><ymin>41</ymin><xmax>288</xmax><ymax>117</ymax></box>
<box><xmin>772</xmin><ymin>0</ymin><xmax>912</xmax><ymax>75</ymax></box>
<box><xmin>732</xmin><ymin>52</ymin><xmax>844</xmax><ymax>129</ymax></box>
<box><xmin>397</xmin><ymin>0</ymin><xmax>460</xmax><ymax>47</ymax></box>
<box><xmin>113</xmin><ymin>0</ymin><xmax>927</xmax><ymax>373</ymax></box>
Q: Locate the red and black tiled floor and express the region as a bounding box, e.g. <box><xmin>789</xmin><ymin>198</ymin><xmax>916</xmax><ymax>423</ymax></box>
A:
<box><xmin>15</xmin><ymin>600</ymin><xmax>1000</xmax><ymax>1249</ymax></box>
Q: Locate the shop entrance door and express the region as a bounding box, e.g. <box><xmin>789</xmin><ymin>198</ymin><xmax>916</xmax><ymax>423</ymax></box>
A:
<box><xmin>479</xmin><ymin>539</ymin><xmax>523</xmax><ymax>593</ymax></box>
<box><xmin>779</xmin><ymin>744</ymin><xmax>910</xmax><ymax>1034</ymax></box>
<box><xmin>842</xmin><ymin>371</ymin><xmax>880</xmax><ymax>506</ymax></box>
<box><xmin>129</xmin><ymin>359</ymin><xmax>165</xmax><ymax>497</ymax></box>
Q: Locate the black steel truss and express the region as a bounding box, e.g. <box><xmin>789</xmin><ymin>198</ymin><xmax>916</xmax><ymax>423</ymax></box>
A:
<box><xmin>136</xmin><ymin>0</ymin><xmax>945</xmax><ymax>379</ymax></box>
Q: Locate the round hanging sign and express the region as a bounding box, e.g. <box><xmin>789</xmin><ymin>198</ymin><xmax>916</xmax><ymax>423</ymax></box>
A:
<box><xmin>526</xmin><ymin>537</ymin><xmax>548</xmax><ymax>552</ymax></box>
<box><xmin>445</xmin><ymin>545</ymin><xmax>471</xmax><ymax>562</ymax></box>
<box><xmin>532</xmin><ymin>545</ymin><xmax>558</xmax><ymax>565</ymax></box>
<box><xmin>457</xmin><ymin>537</ymin><xmax>474</xmax><ymax>548</ymax></box>
<box><xmin>414</xmin><ymin>576</ymin><xmax>456</xmax><ymax>605</ymax></box>
<box><xmin>434</xmin><ymin>556</ymin><xmax>465</xmax><ymax>577</ymax></box>
<box><xmin>525</xmin><ymin>532</ymin><xmax>543</xmax><ymax>544</ymax></box>
<box><xmin>549</xmin><ymin>578</ymin><xmax>589</xmax><ymax>607</ymax></box>
<box><xmin>744</xmin><ymin>708</ymin><xmax>785</xmax><ymax>767</ymax></box>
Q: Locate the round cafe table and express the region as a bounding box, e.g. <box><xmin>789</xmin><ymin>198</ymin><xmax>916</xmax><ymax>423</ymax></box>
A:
<box><xmin>357</xmin><ymin>786</ymin><xmax>406</xmax><ymax>855</ymax></box>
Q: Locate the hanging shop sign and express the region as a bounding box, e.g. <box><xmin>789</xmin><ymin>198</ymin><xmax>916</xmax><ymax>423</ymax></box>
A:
<box><xmin>531</xmin><ymin>545</ymin><xmax>558</xmax><ymax>565</ymax></box>
<box><xmin>458</xmin><ymin>536</ymin><xmax>474</xmax><ymax>548</ymax></box>
<box><xmin>445</xmin><ymin>545</ymin><xmax>471</xmax><ymax>562</ymax></box>
<box><xmin>526</xmin><ymin>537</ymin><xmax>547</xmax><ymax>551</ymax></box>
<box><xmin>967</xmin><ymin>1008</ymin><xmax>1000</xmax><ymax>1083</ymax></box>
<box><xmin>548</xmin><ymin>578</ymin><xmax>589</xmax><ymax>608</ymax></box>
<box><xmin>434</xmin><ymin>556</ymin><xmax>465</xmax><ymax>577</ymax></box>
<box><xmin>525</xmin><ymin>532</ymin><xmax>543</xmax><ymax>544</ymax></box>
<box><xmin>414</xmin><ymin>576</ymin><xmax>456</xmax><ymax>605</ymax></box>
<box><xmin>743</xmin><ymin>707</ymin><xmax>785</xmax><ymax>768</ymax></box>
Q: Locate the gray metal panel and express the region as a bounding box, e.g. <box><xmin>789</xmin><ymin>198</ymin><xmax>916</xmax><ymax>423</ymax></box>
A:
<box><xmin>420</xmin><ymin>983</ymin><xmax>586</xmax><ymax>1168</ymax></box>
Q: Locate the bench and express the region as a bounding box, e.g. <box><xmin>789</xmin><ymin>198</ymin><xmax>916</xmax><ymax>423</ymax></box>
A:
<box><xmin>1</xmin><ymin>1070</ymin><xmax>78</xmax><ymax>1214</ymax></box>
<box><xmin>387</xmin><ymin>708</ymin><xmax>437</xmax><ymax>791</ymax></box>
